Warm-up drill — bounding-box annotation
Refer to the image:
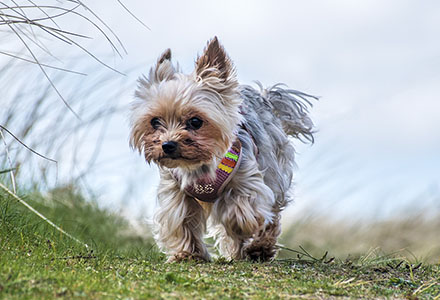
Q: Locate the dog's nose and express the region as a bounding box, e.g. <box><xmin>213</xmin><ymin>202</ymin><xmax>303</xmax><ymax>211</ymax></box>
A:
<box><xmin>162</xmin><ymin>141</ymin><xmax>178</xmax><ymax>155</ymax></box>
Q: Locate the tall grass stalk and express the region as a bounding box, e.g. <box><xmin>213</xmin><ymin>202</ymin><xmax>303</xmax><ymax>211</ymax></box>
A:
<box><xmin>0</xmin><ymin>1</ymin><xmax>146</xmax><ymax>187</ymax></box>
<box><xmin>0</xmin><ymin>181</ymin><xmax>88</xmax><ymax>248</ymax></box>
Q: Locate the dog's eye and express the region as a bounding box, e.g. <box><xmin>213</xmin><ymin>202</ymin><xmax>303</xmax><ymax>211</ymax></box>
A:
<box><xmin>150</xmin><ymin>117</ymin><xmax>161</xmax><ymax>129</ymax></box>
<box><xmin>187</xmin><ymin>117</ymin><xmax>203</xmax><ymax>130</ymax></box>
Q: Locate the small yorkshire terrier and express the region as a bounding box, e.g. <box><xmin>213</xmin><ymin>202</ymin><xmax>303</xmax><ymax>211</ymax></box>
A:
<box><xmin>130</xmin><ymin>37</ymin><xmax>314</xmax><ymax>262</ymax></box>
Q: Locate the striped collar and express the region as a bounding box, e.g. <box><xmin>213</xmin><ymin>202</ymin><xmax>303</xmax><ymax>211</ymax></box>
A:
<box><xmin>175</xmin><ymin>138</ymin><xmax>242</xmax><ymax>203</ymax></box>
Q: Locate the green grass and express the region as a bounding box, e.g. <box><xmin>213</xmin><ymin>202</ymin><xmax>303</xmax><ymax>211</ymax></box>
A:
<box><xmin>1</xmin><ymin>185</ymin><xmax>439</xmax><ymax>299</ymax></box>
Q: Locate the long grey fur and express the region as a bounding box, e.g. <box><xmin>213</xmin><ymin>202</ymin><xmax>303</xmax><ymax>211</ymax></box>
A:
<box><xmin>237</xmin><ymin>83</ymin><xmax>316</xmax><ymax>211</ymax></box>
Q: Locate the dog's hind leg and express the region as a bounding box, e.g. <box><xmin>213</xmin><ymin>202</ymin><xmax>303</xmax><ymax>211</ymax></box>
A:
<box><xmin>242</xmin><ymin>214</ymin><xmax>281</xmax><ymax>261</ymax></box>
<box><xmin>211</xmin><ymin>194</ymin><xmax>265</xmax><ymax>259</ymax></box>
<box><xmin>211</xmin><ymin>166</ymin><xmax>276</xmax><ymax>260</ymax></box>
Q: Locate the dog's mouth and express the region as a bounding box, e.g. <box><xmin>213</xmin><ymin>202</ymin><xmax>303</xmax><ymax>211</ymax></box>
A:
<box><xmin>157</xmin><ymin>153</ymin><xmax>209</xmax><ymax>169</ymax></box>
<box><xmin>159</xmin><ymin>155</ymin><xmax>197</xmax><ymax>162</ymax></box>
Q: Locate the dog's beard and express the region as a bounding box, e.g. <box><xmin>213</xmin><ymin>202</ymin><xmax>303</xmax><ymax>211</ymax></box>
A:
<box><xmin>155</xmin><ymin>148</ymin><xmax>217</xmax><ymax>170</ymax></box>
<box><xmin>149</xmin><ymin>132</ymin><xmax>223</xmax><ymax>187</ymax></box>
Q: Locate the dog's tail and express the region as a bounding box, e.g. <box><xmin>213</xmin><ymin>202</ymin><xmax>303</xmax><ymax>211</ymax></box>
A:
<box><xmin>262</xmin><ymin>83</ymin><xmax>316</xmax><ymax>143</ymax></box>
<box><xmin>238</xmin><ymin>83</ymin><xmax>316</xmax><ymax>211</ymax></box>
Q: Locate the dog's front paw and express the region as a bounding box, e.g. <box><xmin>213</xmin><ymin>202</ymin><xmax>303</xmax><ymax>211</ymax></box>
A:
<box><xmin>167</xmin><ymin>251</ymin><xmax>210</xmax><ymax>263</ymax></box>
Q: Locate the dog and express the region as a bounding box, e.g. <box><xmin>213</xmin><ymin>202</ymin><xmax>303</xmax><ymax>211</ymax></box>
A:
<box><xmin>130</xmin><ymin>37</ymin><xmax>314</xmax><ymax>262</ymax></box>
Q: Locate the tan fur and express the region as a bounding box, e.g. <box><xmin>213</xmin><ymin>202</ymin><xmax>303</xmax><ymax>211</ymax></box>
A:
<box><xmin>196</xmin><ymin>200</ymin><xmax>213</xmax><ymax>217</ymax></box>
<box><xmin>130</xmin><ymin>37</ymin><xmax>314</xmax><ymax>262</ymax></box>
<box><xmin>196</xmin><ymin>37</ymin><xmax>234</xmax><ymax>82</ymax></box>
<box><xmin>131</xmin><ymin>102</ymin><xmax>228</xmax><ymax>169</ymax></box>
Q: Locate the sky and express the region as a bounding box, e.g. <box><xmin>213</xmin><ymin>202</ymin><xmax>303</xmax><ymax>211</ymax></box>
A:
<box><xmin>1</xmin><ymin>0</ymin><xmax>440</xmax><ymax>223</ymax></box>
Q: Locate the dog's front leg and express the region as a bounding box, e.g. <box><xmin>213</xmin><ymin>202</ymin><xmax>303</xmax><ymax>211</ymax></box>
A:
<box><xmin>154</xmin><ymin>174</ymin><xmax>209</xmax><ymax>262</ymax></box>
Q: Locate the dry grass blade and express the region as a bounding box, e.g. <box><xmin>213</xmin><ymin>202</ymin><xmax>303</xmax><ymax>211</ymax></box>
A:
<box><xmin>283</xmin><ymin>214</ymin><xmax>440</xmax><ymax>263</ymax></box>
<box><xmin>0</xmin><ymin>13</ymin><xmax>81</xmax><ymax>118</ymax></box>
<box><xmin>9</xmin><ymin>0</ymin><xmax>40</xmax><ymax>46</ymax></box>
<box><xmin>0</xmin><ymin>11</ymin><xmax>92</xmax><ymax>39</ymax></box>
<box><xmin>0</xmin><ymin>50</ymin><xmax>86</xmax><ymax>74</ymax></box>
<box><xmin>413</xmin><ymin>280</ymin><xmax>438</xmax><ymax>296</ymax></box>
<box><xmin>0</xmin><ymin>168</ymin><xmax>16</xmax><ymax>174</ymax></box>
<box><xmin>0</xmin><ymin>6</ymin><xmax>71</xmax><ymax>57</ymax></box>
<box><xmin>1</xmin><ymin>4</ymin><xmax>127</xmax><ymax>59</ymax></box>
<box><xmin>0</xmin><ymin>129</ymin><xmax>16</xmax><ymax>193</ymax></box>
<box><xmin>0</xmin><ymin>182</ymin><xmax>89</xmax><ymax>249</ymax></box>
<box><xmin>66</xmin><ymin>0</ymin><xmax>127</xmax><ymax>55</ymax></box>
<box><xmin>0</xmin><ymin>0</ymin><xmax>137</xmax><ymax>118</ymax></box>
<box><xmin>117</xmin><ymin>0</ymin><xmax>150</xmax><ymax>30</ymax></box>
<box><xmin>26</xmin><ymin>0</ymin><xmax>61</xmax><ymax>29</ymax></box>
<box><xmin>276</xmin><ymin>244</ymin><xmax>328</xmax><ymax>262</ymax></box>
<box><xmin>0</xmin><ymin>125</ymin><xmax>57</xmax><ymax>164</ymax></box>
<box><xmin>1</xmin><ymin>14</ymin><xmax>125</xmax><ymax>77</ymax></box>
<box><xmin>0</xmin><ymin>51</ymin><xmax>134</xmax><ymax>192</ymax></box>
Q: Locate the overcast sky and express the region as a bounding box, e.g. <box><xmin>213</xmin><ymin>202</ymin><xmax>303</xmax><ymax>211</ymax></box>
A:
<box><xmin>2</xmin><ymin>0</ymin><xmax>440</xmax><ymax>222</ymax></box>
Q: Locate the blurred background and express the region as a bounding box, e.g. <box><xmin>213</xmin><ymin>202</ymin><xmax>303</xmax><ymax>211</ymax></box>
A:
<box><xmin>1</xmin><ymin>0</ymin><xmax>439</xmax><ymax>261</ymax></box>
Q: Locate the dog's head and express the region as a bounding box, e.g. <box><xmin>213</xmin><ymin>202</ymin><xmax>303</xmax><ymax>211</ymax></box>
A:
<box><xmin>130</xmin><ymin>37</ymin><xmax>242</xmax><ymax>170</ymax></box>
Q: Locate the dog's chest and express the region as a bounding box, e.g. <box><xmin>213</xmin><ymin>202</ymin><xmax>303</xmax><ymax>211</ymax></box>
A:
<box><xmin>174</xmin><ymin>139</ymin><xmax>242</xmax><ymax>203</ymax></box>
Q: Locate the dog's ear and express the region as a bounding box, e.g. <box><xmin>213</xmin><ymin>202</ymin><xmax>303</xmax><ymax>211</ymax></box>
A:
<box><xmin>158</xmin><ymin>48</ymin><xmax>172</xmax><ymax>64</ymax></box>
<box><xmin>151</xmin><ymin>48</ymin><xmax>175</xmax><ymax>82</ymax></box>
<box><xmin>195</xmin><ymin>37</ymin><xmax>235</xmax><ymax>83</ymax></box>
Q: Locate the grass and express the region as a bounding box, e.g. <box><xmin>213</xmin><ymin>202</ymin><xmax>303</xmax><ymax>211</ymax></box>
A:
<box><xmin>1</xmin><ymin>185</ymin><xmax>440</xmax><ymax>299</ymax></box>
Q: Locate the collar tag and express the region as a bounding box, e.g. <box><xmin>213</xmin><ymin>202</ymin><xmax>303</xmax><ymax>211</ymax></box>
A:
<box><xmin>177</xmin><ymin>138</ymin><xmax>242</xmax><ymax>203</ymax></box>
